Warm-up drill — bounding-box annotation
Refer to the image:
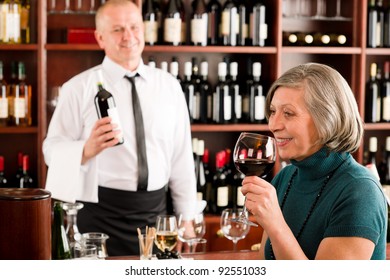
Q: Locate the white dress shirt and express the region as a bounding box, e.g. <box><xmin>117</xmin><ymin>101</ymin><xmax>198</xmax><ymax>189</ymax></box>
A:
<box><xmin>43</xmin><ymin>57</ymin><xmax>197</xmax><ymax>216</ymax></box>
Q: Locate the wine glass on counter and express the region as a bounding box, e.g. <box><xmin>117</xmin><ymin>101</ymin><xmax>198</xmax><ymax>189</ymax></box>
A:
<box><xmin>154</xmin><ymin>215</ymin><xmax>178</xmax><ymax>252</ymax></box>
<box><xmin>177</xmin><ymin>213</ymin><xmax>206</xmax><ymax>253</ymax></box>
<box><xmin>220</xmin><ymin>208</ymin><xmax>250</xmax><ymax>251</ymax></box>
<box><xmin>231</xmin><ymin>132</ymin><xmax>276</xmax><ymax>227</ymax></box>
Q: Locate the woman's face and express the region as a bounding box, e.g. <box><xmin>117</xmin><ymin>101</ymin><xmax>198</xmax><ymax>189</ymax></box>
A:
<box><xmin>268</xmin><ymin>86</ymin><xmax>323</xmax><ymax>161</ymax></box>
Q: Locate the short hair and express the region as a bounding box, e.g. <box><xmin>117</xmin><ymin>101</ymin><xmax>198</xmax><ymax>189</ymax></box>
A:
<box><xmin>95</xmin><ymin>0</ymin><xmax>136</xmax><ymax>31</ymax></box>
<box><xmin>265</xmin><ymin>63</ymin><xmax>363</xmax><ymax>153</ymax></box>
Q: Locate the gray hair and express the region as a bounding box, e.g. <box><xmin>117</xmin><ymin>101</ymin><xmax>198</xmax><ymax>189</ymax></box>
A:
<box><xmin>265</xmin><ymin>63</ymin><xmax>363</xmax><ymax>153</ymax></box>
<box><xmin>95</xmin><ymin>0</ymin><xmax>137</xmax><ymax>31</ymax></box>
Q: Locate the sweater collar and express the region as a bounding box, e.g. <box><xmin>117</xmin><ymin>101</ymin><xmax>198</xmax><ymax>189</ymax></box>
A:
<box><xmin>290</xmin><ymin>147</ymin><xmax>349</xmax><ymax>181</ymax></box>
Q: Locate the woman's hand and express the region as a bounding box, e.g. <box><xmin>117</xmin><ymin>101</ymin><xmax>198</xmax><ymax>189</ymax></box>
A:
<box><xmin>81</xmin><ymin>117</ymin><xmax>121</xmax><ymax>164</ymax></box>
<box><xmin>241</xmin><ymin>176</ymin><xmax>284</xmax><ymax>232</ymax></box>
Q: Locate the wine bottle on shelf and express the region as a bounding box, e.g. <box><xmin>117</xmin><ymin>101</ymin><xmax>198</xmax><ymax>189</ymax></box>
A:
<box><xmin>376</xmin><ymin>0</ymin><xmax>385</xmax><ymax>48</ymax></box>
<box><xmin>52</xmin><ymin>201</ymin><xmax>71</xmax><ymax>260</ymax></box>
<box><xmin>182</xmin><ymin>61</ymin><xmax>195</xmax><ymax>123</ymax></box>
<box><xmin>192</xmin><ymin>137</ymin><xmax>200</xmax><ymax>197</ymax></box>
<box><xmin>237</xmin><ymin>1</ymin><xmax>248</xmax><ymax>46</ymax></box>
<box><xmin>221</xmin><ymin>0</ymin><xmax>238</xmax><ymax>46</ymax></box>
<box><xmin>191</xmin><ymin>0</ymin><xmax>208</xmax><ymax>46</ymax></box>
<box><xmin>249</xmin><ymin>62</ymin><xmax>266</xmax><ymax>124</ymax></box>
<box><xmin>365</xmin><ymin>137</ymin><xmax>380</xmax><ymax>181</ymax></box>
<box><xmin>283</xmin><ymin>31</ymin><xmax>298</xmax><ymax>46</ymax></box>
<box><xmin>0</xmin><ymin>156</ymin><xmax>7</xmax><ymax>188</ymax></box>
<box><xmin>250</xmin><ymin>0</ymin><xmax>267</xmax><ymax>46</ymax></box>
<box><xmin>94</xmin><ymin>79</ymin><xmax>124</xmax><ymax>145</ymax></box>
<box><xmin>160</xmin><ymin>61</ymin><xmax>168</xmax><ymax>72</ymax></box>
<box><xmin>385</xmin><ymin>1</ymin><xmax>390</xmax><ymax>47</ymax></box>
<box><xmin>0</xmin><ymin>61</ymin><xmax>8</xmax><ymax>127</ymax></box>
<box><xmin>378</xmin><ymin>136</ymin><xmax>390</xmax><ymax>186</ymax></box>
<box><xmin>241</xmin><ymin>57</ymin><xmax>253</xmax><ymax>123</ymax></box>
<box><xmin>214</xmin><ymin>150</ymin><xmax>229</xmax><ymax>214</ymax></box>
<box><xmin>365</xmin><ymin>63</ymin><xmax>381</xmax><ymax>123</ymax></box>
<box><xmin>20</xmin><ymin>0</ymin><xmax>30</xmax><ymax>44</ymax></box>
<box><xmin>143</xmin><ymin>0</ymin><xmax>158</xmax><ymax>46</ymax></box>
<box><xmin>9</xmin><ymin>61</ymin><xmax>31</xmax><ymax>126</ymax></box>
<box><xmin>198</xmin><ymin>60</ymin><xmax>212</xmax><ymax>124</ymax></box>
<box><xmin>2</xmin><ymin>0</ymin><xmax>21</xmax><ymax>44</ymax></box>
<box><xmin>367</xmin><ymin>0</ymin><xmax>378</xmax><ymax>47</ymax></box>
<box><xmin>196</xmin><ymin>140</ymin><xmax>206</xmax><ymax>202</ymax></box>
<box><xmin>329</xmin><ymin>33</ymin><xmax>347</xmax><ymax>46</ymax></box>
<box><xmin>206</xmin><ymin>0</ymin><xmax>222</xmax><ymax>45</ymax></box>
<box><xmin>163</xmin><ymin>0</ymin><xmax>182</xmax><ymax>46</ymax></box>
<box><xmin>176</xmin><ymin>0</ymin><xmax>186</xmax><ymax>45</ymax></box>
<box><xmin>202</xmin><ymin>148</ymin><xmax>215</xmax><ymax>214</ymax></box>
<box><xmin>213</xmin><ymin>62</ymin><xmax>232</xmax><ymax>124</ymax></box>
<box><xmin>229</xmin><ymin>61</ymin><xmax>242</xmax><ymax>124</ymax></box>
<box><xmin>313</xmin><ymin>32</ymin><xmax>330</xmax><ymax>46</ymax></box>
<box><xmin>381</xmin><ymin>61</ymin><xmax>390</xmax><ymax>123</ymax></box>
<box><xmin>14</xmin><ymin>151</ymin><xmax>23</xmax><ymax>187</ymax></box>
<box><xmin>19</xmin><ymin>154</ymin><xmax>34</xmax><ymax>188</ymax></box>
<box><xmin>148</xmin><ymin>56</ymin><xmax>156</xmax><ymax>68</ymax></box>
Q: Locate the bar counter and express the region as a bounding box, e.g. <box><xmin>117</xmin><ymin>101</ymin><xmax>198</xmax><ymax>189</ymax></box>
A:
<box><xmin>108</xmin><ymin>244</ymin><xmax>390</xmax><ymax>260</ymax></box>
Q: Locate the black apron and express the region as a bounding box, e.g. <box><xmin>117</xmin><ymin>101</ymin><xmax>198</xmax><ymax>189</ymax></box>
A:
<box><xmin>77</xmin><ymin>186</ymin><xmax>167</xmax><ymax>257</ymax></box>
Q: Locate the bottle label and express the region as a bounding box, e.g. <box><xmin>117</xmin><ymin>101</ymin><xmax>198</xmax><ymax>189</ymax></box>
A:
<box><xmin>376</xmin><ymin>97</ymin><xmax>381</xmax><ymax>122</ymax></box>
<box><xmin>223</xmin><ymin>86</ymin><xmax>232</xmax><ymax>121</ymax></box>
<box><xmin>107</xmin><ymin>107</ymin><xmax>124</xmax><ymax>142</ymax></box>
<box><xmin>207</xmin><ymin>95</ymin><xmax>213</xmax><ymax>119</ymax></box>
<box><xmin>0</xmin><ymin>97</ymin><xmax>8</xmax><ymax>118</ymax></box>
<box><xmin>217</xmin><ymin>186</ymin><xmax>229</xmax><ymax>207</ymax></box>
<box><xmin>236</xmin><ymin>186</ymin><xmax>245</xmax><ymax>207</ymax></box>
<box><xmin>5</xmin><ymin>4</ymin><xmax>20</xmax><ymax>43</ymax></box>
<box><xmin>164</xmin><ymin>17</ymin><xmax>181</xmax><ymax>45</ymax></box>
<box><xmin>197</xmin><ymin>192</ymin><xmax>203</xmax><ymax>201</ymax></box>
<box><xmin>14</xmin><ymin>97</ymin><xmax>25</xmax><ymax>118</ymax></box>
<box><xmin>254</xmin><ymin>91</ymin><xmax>265</xmax><ymax>120</ymax></box>
<box><xmin>234</xmin><ymin>86</ymin><xmax>242</xmax><ymax>119</ymax></box>
<box><xmin>193</xmin><ymin>92</ymin><xmax>200</xmax><ymax>120</ymax></box>
<box><xmin>191</xmin><ymin>14</ymin><xmax>208</xmax><ymax>46</ymax></box>
<box><xmin>144</xmin><ymin>20</ymin><xmax>158</xmax><ymax>44</ymax></box>
<box><xmin>383</xmin><ymin>96</ymin><xmax>390</xmax><ymax>121</ymax></box>
<box><xmin>213</xmin><ymin>91</ymin><xmax>220</xmax><ymax>122</ymax></box>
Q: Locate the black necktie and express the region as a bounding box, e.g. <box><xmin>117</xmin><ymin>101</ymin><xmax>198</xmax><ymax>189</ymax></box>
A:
<box><xmin>125</xmin><ymin>75</ymin><xmax>148</xmax><ymax>191</ymax></box>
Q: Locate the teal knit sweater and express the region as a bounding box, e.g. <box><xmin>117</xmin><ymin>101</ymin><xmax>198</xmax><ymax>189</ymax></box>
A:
<box><xmin>264</xmin><ymin>147</ymin><xmax>388</xmax><ymax>260</ymax></box>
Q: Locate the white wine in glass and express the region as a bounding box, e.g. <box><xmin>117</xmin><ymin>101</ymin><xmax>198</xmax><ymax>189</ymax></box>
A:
<box><xmin>154</xmin><ymin>215</ymin><xmax>178</xmax><ymax>252</ymax></box>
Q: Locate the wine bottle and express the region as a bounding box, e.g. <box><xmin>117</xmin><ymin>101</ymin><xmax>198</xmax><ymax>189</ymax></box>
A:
<box><xmin>237</xmin><ymin>1</ymin><xmax>248</xmax><ymax>46</ymax></box>
<box><xmin>203</xmin><ymin>148</ymin><xmax>215</xmax><ymax>214</ymax></box>
<box><xmin>376</xmin><ymin>0</ymin><xmax>385</xmax><ymax>48</ymax></box>
<box><xmin>164</xmin><ymin>0</ymin><xmax>182</xmax><ymax>46</ymax></box>
<box><xmin>196</xmin><ymin>139</ymin><xmax>206</xmax><ymax>201</ymax></box>
<box><xmin>9</xmin><ymin>61</ymin><xmax>31</xmax><ymax>126</ymax></box>
<box><xmin>191</xmin><ymin>0</ymin><xmax>208</xmax><ymax>46</ymax></box>
<box><xmin>367</xmin><ymin>0</ymin><xmax>378</xmax><ymax>47</ymax></box>
<box><xmin>0</xmin><ymin>61</ymin><xmax>8</xmax><ymax>127</ymax></box>
<box><xmin>169</xmin><ymin>59</ymin><xmax>181</xmax><ymax>83</ymax></box>
<box><xmin>14</xmin><ymin>151</ymin><xmax>23</xmax><ymax>187</ymax></box>
<box><xmin>249</xmin><ymin>62</ymin><xmax>265</xmax><ymax>123</ymax></box>
<box><xmin>229</xmin><ymin>61</ymin><xmax>242</xmax><ymax>123</ymax></box>
<box><xmin>182</xmin><ymin>61</ymin><xmax>195</xmax><ymax>122</ymax></box>
<box><xmin>19</xmin><ymin>154</ymin><xmax>34</xmax><ymax>188</ymax></box>
<box><xmin>283</xmin><ymin>31</ymin><xmax>298</xmax><ymax>46</ymax></box>
<box><xmin>365</xmin><ymin>63</ymin><xmax>381</xmax><ymax>123</ymax></box>
<box><xmin>241</xmin><ymin>57</ymin><xmax>253</xmax><ymax>123</ymax></box>
<box><xmin>381</xmin><ymin>61</ymin><xmax>390</xmax><ymax>122</ymax></box>
<box><xmin>148</xmin><ymin>56</ymin><xmax>156</xmax><ymax>68</ymax></box>
<box><xmin>94</xmin><ymin>81</ymin><xmax>124</xmax><ymax>145</ymax></box>
<box><xmin>20</xmin><ymin>0</ymin><xmax>29</xmax><ymax>44</ymax></box>
<box><xmin>329</xmin><ymin>33</ymin><xmax>347</xmax><ymax>46</ymax></box>
<box><xmin>214</xmin><ymin>151</ymin><xmax>229</xmax><ymax>214</ymax></box>
<box><xmin>206</xmin><ymin>0</ymin><xmax>222</xmax><ymax>45</ymax></box>
<box><xmin>3</xmin><ymin>0</ymin><xmax>21</xmax><ymax>44</ymax></box>
<box><xmin>213</xmin><ymin>62</ymin><xmax>232</xmax><ymax>124</ymax></box>
<box><xmin>52</xmin><ymin>201</ymin><xmax>71</xmax><ymax>260</ymax></box>
<box><xmin>221</xmin><ymin>0</ymin><xmax>238</xmax><ymax>46</ymax></box>
<box><xmin>231</xmin><ymin>164</ymin><xmax>245</xmax><ymax>210</ymax></box>
<box><xmin>0</xmin><ymin>156</ymin><xmax>7</xmax><ymax>188</ymax></box>
<box><xmin>313</xmin><ymin>32</ymin><xmax>330</xmax><ymax>46</ymax></box>
<box><xmin>198</xmin><ymin>61</ymin><xmax>212</xmax><ymax>124</ymax></box>
<box><xmin>143</xmin><ymin>0</ymin><xmax>158</xmax><ymax>46</ymax></box>
<box><xmin>250</xmin><ymin>0</ymin><xmax>267</xmax><ymax>46</ymax></box>
<box><xmin>378</xmin><ymin>136</ymin><xmax>390</xmax><ymax>185</ymax></box>
<box><xmin>384</xmin><ymin>1</ymin><xmax>390</xmax><ymax>47</ymax></box>
<box><xmin>160</xmin><ymin>61</ymin><xmax>168</xmax><ymax>72</ymax></box>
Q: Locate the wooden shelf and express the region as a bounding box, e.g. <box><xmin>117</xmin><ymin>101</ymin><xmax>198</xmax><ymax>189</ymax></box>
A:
<box><xmin>0</xmin><ymin>44</ymin><xmax>39</xmax><ymax>51</ymax></box>
<box><xmin>282</xmin><ymin>46</ymin><xmax>362</xmax><ymax>54</ymax></box>
<box><xmin>0</xmin><ymin>127</ymin><xmax>39</xmax><ymax>134</ymax></box>
<box><xmin>191</xmin><ymin>124</ymin><xmax>269</xmax><ymax>133</ymax></box>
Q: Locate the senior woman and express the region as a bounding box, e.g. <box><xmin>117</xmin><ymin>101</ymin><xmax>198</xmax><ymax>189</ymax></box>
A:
<box><xmin>242</xmin><ymin>63</ymin><xmax>388</xmax><ymax>260</ymax></box>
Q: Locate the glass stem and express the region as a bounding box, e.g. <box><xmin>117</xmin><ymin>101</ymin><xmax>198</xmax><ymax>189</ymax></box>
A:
<box><xmin>233</xmin><ymin>240</ymin><xmax>238</xmax><ymax>251</ymax></box>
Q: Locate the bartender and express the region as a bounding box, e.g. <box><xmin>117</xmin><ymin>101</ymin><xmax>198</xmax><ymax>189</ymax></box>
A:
<box><xmin>42</xmin><ymin>0</ymin><xmax>197</xmax><ymax>256</ymax></box>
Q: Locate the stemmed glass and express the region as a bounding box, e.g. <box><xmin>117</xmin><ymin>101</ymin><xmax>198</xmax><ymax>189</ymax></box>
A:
<box><xmin>154</xmin><ymin>215</ymin><xmax>178</xmax><ymax>252</ymax></box>
<box><xmin>220</xmin><ymin>208</ymin><xmax>250</xmax><ymax>251</ymax></box>
<box><xmin>231</xmin><ymin>132</ymin><xmax>276</xmax><ymax>227</ymax></box>
<box><xmin>333</xmin><ymin>0</ymin><xmax>347</xmax><ymax>20</ymax></box>
<box><xmin>177</xmin><ymin>213</ymin><xmax>206</xmax><ymax>253</ymax></box>
<box><xmin>312</xmin><ymin>0</ymin><xmax>327</xmax><ymax>19</ymax></box>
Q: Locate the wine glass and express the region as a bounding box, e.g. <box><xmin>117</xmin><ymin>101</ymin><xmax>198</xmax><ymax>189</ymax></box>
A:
<box><xmin>154</xmin><ymin>215</ymin><xmax>178</xmax><ymax>252</ymax></box>
<box><xmin>177</xmin><ymin>213</ymin><xmax>206</xmax><ymax>253</ymax></box>
<box><xmin>231</xmin><ymin>132</ymin><xmax>276</xmax><ymax>227</ymax></box>
<box><xmin>220</xmin><ymin>208</ymin><xmax>250</xmax><ymax>251</ymax></box>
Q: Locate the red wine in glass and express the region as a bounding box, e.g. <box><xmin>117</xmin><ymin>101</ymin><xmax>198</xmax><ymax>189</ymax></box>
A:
<box><xmin>234</xmin><ymin>158</ymin><xmax>275</xmax><ymax>177</ymax></box>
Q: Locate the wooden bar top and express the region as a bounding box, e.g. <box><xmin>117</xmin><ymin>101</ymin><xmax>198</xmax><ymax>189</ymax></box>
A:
<box><xmin>108</xmin><ymin>244</ymin><xmax>390</xmax><ymax>260</ymax></box>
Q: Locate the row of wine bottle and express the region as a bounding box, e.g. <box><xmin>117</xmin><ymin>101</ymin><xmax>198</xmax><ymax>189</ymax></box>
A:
<box><xmin>0</xmin><ymin>152</ymin><xmax>34</xmax><ymax>188</ymax></box>
<box><xmin>0</xmin><ymin>60</ymin><xmax>33</xmax><ymax>127</ymax></box>
<box><xmin>283</xmin><ymin>31</ymin><xmax>347</xmax><ymax>46</ymax></box>
<box><xmin>143</xmin><ymin>0</ymin><xmax>268</xmax><ymax>47</ymax></box>
<box><xmin>149</xmin><ymin>56</ymin><xmax>267</xmax><ymax>124</ymax></box>
<box><xmin>365</xmin><ymin>61</ymin><xmax>390</xmax><ymax>123</ymax></box>
<box><xmin>0</xmin><ymin>0</ymin><xmax>31</xmax><ymax>44</ymax></box>
<box><xmin>367</xmin><ymin>0</ymin><xmax>390</xmax><ymax>48</ymax></box>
